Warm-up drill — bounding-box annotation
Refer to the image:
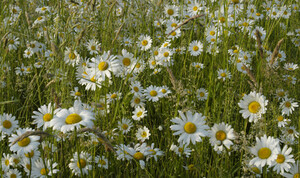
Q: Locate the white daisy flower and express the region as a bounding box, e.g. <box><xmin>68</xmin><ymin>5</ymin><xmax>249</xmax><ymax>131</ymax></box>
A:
<box><xmin>276</xmin><ymin>115</ymin><xmax>290</xmax><ymax>128</ymax></box>
<box><xmin>238</xmin><ymin>91</ymin><xmax>268</xmax><ymax>123</ymax></box>
<box><xmin>130</xmin><ymin>81</ymin><xmax>143</xmax><ymax>96</ymax></box>
<box><xmin>188</xmin><ymin>40</ymin><xmax>203</xmax><ymax>56</ymax></box>
<box><xmin>132</xmin><ymin>106</ymin><xmax>147</xmax><ymax>121</ymax></box>
<box><xmin>170</xmin><ymin>110</ymin><xmax>209</xmax><ymax>145</ymax></box>
<box><xmin>118</xmin><ymin>118</ymin><xmax>133</xmax><ymax>134</ymax></box>
<box><xmin>164</xmin><ymin>5</ymin><xmax>179</xmax><ymax>18</ymax></box>
<box><xmin>283</xmin><ymin>63</ymin><xmax>298</xmax><ymax>71</ymax></box>
<box><xmin>69</xmin><ymin>152</ymin><xmax>92</xmax><ymax>176</ymax></box>
<box><xmin>143</xmin><ymin>85</ymin><xmax>162</xmax><ymax>102</ymax></box>
<box><xmin>85</xmin><ymin>39</ymin><xmax>100</xmax><ymax>55</ymax></box>
<box><xmin>249</xmin><ymin>135</ymin><xmax>280</xmax><ymax>167</ymax></box>
<box><xmin>170</xmin><ymin>143</ymin><xmax>192</xmax><ymax>158</ymax></box>
<box><xmin>217</xmin><ymin>69</ymin><xmax>232</xmax><ymax>81</ymax></box>
<box><xmin>136</xmin><ymin>126</ymin><xmax>151</xmax><ymax>142</ymax></box>
<box><xmin>146</xmin><ymin>143</ymin><xmax>164</xmax><ymax>161</ymax></box>
<box><xmin>130</xmin><ymin>94</ymin><xmax>146</xmax><ymax>108</ymax></box>
<box><xmin>0</xmin><ymin>113</ymin><xmax>19</xmax><ymax>136</ymax></box>
<box><xmin>118</xmin><ymin>49</ymin><xmax>136</xmax><ymax>70</ymax></box>
<box><xmin>138</xmin><ymin>35</ymin><xmax>152</xmax><ymax>51</ymax></box>
<box><xmin>160</xmin><ymin>85</ymin><xmax>171</xmax><ymax>97</ymax></box>
<box><xmin>166</xmin><ymin>27</ymin><xmax>181</xmax><ymax>40</ymax></box>
<box><xmin>106</xmin><ymin>91</ymin><xmax>122</xmax><ymax>104</ymax></box>
<box><xmin>192</xmin><ymin>62</ymin><xmax>204</xmax><ymax>70</ymax></box>
<box><xmin>50</xmin><ymin>100</ymin><xmax>95</xmax><ymax>133</ymax></box>
<box><xmin>31</xmin><ymin>158</ymin><xmax>59</xmax><ymax>178</ymax></box>
<box><xmin>1</xmin><ymin>153</ymin><xmax>12</xmax><ymax>172</ymax></box>
<box><xmin>70</xmin><ymin>87</ymin><xmax>82</xmax><ymax>99</ymax></box>
<box><xmin>275</xmin><ymin>89</ymin><xmax>288</xmax><ymax>100</ymax></box>
<box><xmin>115</xmin><ymin>144</ymin><xmax>133</xmax><ymax>161</ymax></box>
<box><xmin>32</xmin><ymin>103</ymin><xmax>61</xmax><ymax>131</ymax></box>
<box><xmin>64</xmin><ymin>47</ymin><xmax>80</xmax><ymax>67</ymax></box>
<box><xmin>5</xmin><ymin>168</ymin><xmax>22</xmax><ymax>178</ymax></box>
<box><xmin>281</xmin><ymin>160</ymin><xmax>299</xmax><ymax>178</ymax></box>
<box><xmin>209</xmin><ymin>122</ymin><xmax>235</xmax><ymax>153</ymax></box>
<box><xmin>95</xmin><ymin>156</ymin><xmax>109</xmax><ymax>169</ymax></box>
<box><xmin>280</xmin><ymin>97</ymin><xmax>298</xmax><ymax>116</ymax></box>
<box><xmin>196</xmin><ymin>88</ymin><xmax>208</xmax><ymax>101</ymax></box>
<box><xmin>9</xmin><ymin>128</ymin><xmax>40</xmax><ymax>156</ymax></box>
<box><xmin>23</xmin><ymin>148</ymin><xmax>41</xmax><ymax>162</ymax></box>
<box><xmin>273</xmin><ymin>145</ymin><xmax>295</xmax><ymax>174</ymax></box>
<box><xmin>125</xmin><ymin>143</ymin><xmax>151</xmax><ymax>169</ymax></box>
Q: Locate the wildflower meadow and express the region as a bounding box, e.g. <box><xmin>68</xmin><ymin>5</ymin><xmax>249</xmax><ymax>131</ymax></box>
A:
<box><xmin>0</xmin><ymin>0</ymin><xmax>299</xmax><ymax>177</ymax></box>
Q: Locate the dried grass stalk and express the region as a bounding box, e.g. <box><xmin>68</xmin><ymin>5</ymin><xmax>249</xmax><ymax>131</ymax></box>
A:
<box><xmin>269</xmin><ymin>38</ymin><xmax>284</xmax><ymax>66</ymax></box>
<box><xmin>167</xmin><ymin>14</ymin><xmax>205</xmax><ymax>37</ymax></box>
<box><xmin>11</xmin><ymin>131</ymin><xmax>53</xmax><ymax>145</ymax></box>
<box><xmin>255</xmin><ymin>30</ymin><xmax>264</xmax><ymax>59</ymax></box>
<box><xmin>25</xmin><ymin>12</ymin><xmax>31</xmax><ymax>29</ymax></box>
<box><xmin>79</xmin><ymin>127</ymin><xmax>116</xmax><ymax>153</ymax></box>
<box><xmin>242</xmin><ymin>64</ymin><xmax>257</xmax><ymax>89</ymax></box>
<box><xmin>112</xmin><ymin>22</ymin><xmax>125</xmax><ymax>45</ymax></box>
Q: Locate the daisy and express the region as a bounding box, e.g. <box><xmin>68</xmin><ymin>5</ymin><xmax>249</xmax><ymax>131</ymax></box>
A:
<box><xmin>138</xmin><ymin>35</ymin><xmax>152</xmax><ymax>51</ymax></box>
<box><xmin>217</xmin><ymin>69</ymin><xmax>232</xmax><ymax>81</ymax></box>
<box><xmin>281</xmin><ymin>161</ymin><xmax>299</xmax><ymax>178</ymax></box>
<box><xmin>249</xmin><ymin>135</ymin><xmax>280</xmax><ymax>167</ymax></box>
<box><xmin>69</xmin><ymin>152</ymin><xmax>92</xmax><ymax>176</ymax></box>
<box><xmin>196</xmin><ymin>88</ymin><xmax>208</xmax><ymax>101</ymax></box>
<box><xmin>136</xmin><ymin>126</ymin><xmax>151</xmax><ymax>142</ymax></box>
<box><xmin>118</xmin><ymin>118</ymin><xmax>133</xmax><ymax>134</ymax></box>
<box><xmin>132</xmin><ymin>106</ymin><xmax>147</xmax><ymax>121</ymax></box>
<box><xmin>143</xmin><ymin>85</ymin><xmax>162</xmax><ymax>102</ymax></box>
<box><xmin>275</xmin><ymin>89</ymin><xmax>288</xmax><ymax>100</ymax></box>
<box><xmin>10</xmin><ymin>154</ymin><xmax>21</xmax><ymax>167</ymax></box>
<box><xmin>106</xmin><ymin>91</ymin><xmax>122</xmax><ymax>104</ymax></box>
<box><xmin>88</xmin><ymin>51</ymin><xmax>120</xmax><ymax>81</ymax></box>
<box><xmin>79</xmin><ymin>69</ymin><xmax>102</xmax><ymax>91</ymax></box>
<box><xmin>24</xmin><ymin>48</ymin><xmax>34</xmax><ymax>58</ymax></box>
<box><xmin>33</xmin><ymin>16</ymin><xmax>46</xmax><ymax>26</ymax></box>
<box><xmin>31</xmin><ymin>158</ymin><xmax>59</xmax><ymax>178</ymax></box>
<box><xmin>50</xmin><ymin>100</ymin><xmax>95</xmax><ymax>133</ymax></box>
<box><xmin>118</xmin><ymin>49</ymin><xmax>136</xmax><ymax>70</ymax></box>
<box><xmin>35</xmin><ymin>6</ymin><xmax>50</xmax><ymax>14</ymax></box>
<box><xmin>5</xmin><ymin>168</ymin><xmax>21</xmax><ymax>178</ymax></box>
<box><xmin>280</xmin><ymin>97</ymin><xmax>298</xmax><ymax>116</ymax></box>
<box><xmin>236</xmin><ymin>63</ymin><xmax>249</xmax><ymax>74</ymax></box>
<box><xmin>238</xmin><ymin>91</ymin><xmax>268</xmax><ymax>123</ymax></box>
<box><xmin>189</xmin><ymin>40</ymin><xmax>203</xmax><ymax>56</ymax></box>
<box><xmin>146</xmin><ymin>143</ymin><xmax>164</xmax><ymax>161</ymax></box>
<box><xmin>209</xmin><ymin>122</ymin><xmax>235</xmax><ymax>153</ymax></box>
<box><xmin>161</xmin><ymin>40</ymin><xmax>171</xmax><ymax>49</ymax></box>
<box><xmin>70</xmin><ymin>87</ymin><xmax>82</xmax><ymax>99</ymax></box>
<box><xmin>7</xmin><ymin>35</ymin><xmax>20</xmax><ymax>50</ymax></box>
<box><xmin>284</xmin><ymin>63</ymin><xmax>298</xmax><ymax>71</ymax></box>
<box><xmin>283</xmin><ymin>75</ymin><xmax>296</xmax><ymax>85</ymax></box>
<box><xmin>277</xmin><ymin>115</ymin><xmax>290</xmax><ymax>128</ymax></box>
<box><xmin>64</xmin><ymin>47</ymin><xmax>80</xmax><ymax>67</ymax></box>
<box><xmin>192</xmin><ymin>62</ymin><xmax>204</xmax><ymax>70</ymax></box>
<box><xmin>125</xmin><ymin>143</ymin><xmax>151</xmax><ymax>169</ymax></box>
<box><xmin>149</xmin><ymin>57</ymin><xmax>158</xmax><ymax>69</ymax></box>
<box><xmin>34</xmin><ymin>61</ymin><xmax>44</xmax><ymax>68</ymax></box>
<box><xmin>273</xmin><ymin>145</ymin><xmax>295</xmax><ymax>174</ymax></box>
<box><xmin>0</xmin><ymin>113</ymin><xmax>19</xmax><ymax>137</ymax></box>
<box><xmin>94</xmin><ymin>98</ymin><xmax>110</xmax><ymax>116</ymax></box>
<box><xmin>160</xmin><ymin>85</ymin><xmax>171</xmax><ymax>97</ymax></box>
<box><xmin>170</xmin><ymin>110</ymin><xmax>209</xmax><ymax>145</ymax></box>
<box><xmin>21</xmin><ymin>158</ymin><xmax>32</xmax><ymax>176</ymax></box>
<box><xmin>1</xmin><ymin>153</ymin><xmax>12</xmax><ymax>172</ymax></box>
<box><xmin>170</xmin><ymin>143</ymin><xmax>192</xmax><ymax>158</ymax></box>
<box><xmin>23</xmin><ymin>148</ymin><xmax>41</xmax><ymax>162</ymax></box>
<box><xmin>130</xmin><ymin>94</ymin><xmax>146</xmax><ymax>108</ymax></box>
<box><xmin>164</xmin><ymin>5</ymin><xmax>179</xmax><ymax>18</ymax></box>
<box><xmin>166</xmin><ymin>27</ymin><xmax>181</xmax><ymax>40</ymax></box>
<box><xmin>188</xmin><ymin>1</ymin><xmax>202</xmax><ymax>16</ymax></box>
<box><xmin>123</xmin><ymin>37</ymin><xmax>132</xmax><ymax>46</ymax></box>
<box><xmin>9</xmin><ymin>128</ymin><xmax>40</xmax><ymax>156</ymax></box>
<box><xmin>115</xmin><ymin>144</ymin><xmax>133</xmax><ymax>161</ymax></box>
<box><xmin>206</xmin><ymin>25</ymin><xmax>218</xmax><ymax>43</ymax></box>
<box><xmin>85</xmin><ymin>39</ymin><xmax>100</xmax><ymax>55</ymax></box>
<box><xmin>95</xmin><ymin>156</ymin><xmax>108</xmax><ymax>169</ymax></box>
<box><xmin>32</xmin><ymin>103</ymin><xmax>61</xmax><ymax>131</ymax></box>
<box><xmin>283</xmin><ymin>126</ymin><xmax>299</xmax><ymax>143</ymax></box>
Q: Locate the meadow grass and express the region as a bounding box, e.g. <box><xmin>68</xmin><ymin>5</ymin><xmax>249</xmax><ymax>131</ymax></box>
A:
<box><xmin>0</xmin><ymin>0</ymin><xmax>299</xmax><ymax>177</ymax></box>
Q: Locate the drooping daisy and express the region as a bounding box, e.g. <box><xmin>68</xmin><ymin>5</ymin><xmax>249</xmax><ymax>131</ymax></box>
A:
<box><xmin>132</xmin><ymin>106</ymin><xmax>147</xmax><ymax>121</ymax></box>
<box><xmin>125</xmin><ymin>143</ymin><xmax>151</xmax><ymax>169</ymax></box>
<box><xmin>64</xmin><ymin>47</ymin><xmax>80</xmax><ymax>67</ymax></box>
<box><xmin>273</xmin><ymin>145</ymin><xmax>295</xmax><ymax>174</ymax></box>
<box><xmin>118</xmin><ymin>118</ymin><xmax>133</xmax><ymax>134</ymax></box>
<box><xmin>95</xmin><ymin>156</ymin><xmax>108</xmax><ymax>169</ymax></box>
<box><xmin>192</xmin><ymin>62</ymin><xmax>204</xmax><ymax>70</ymax></box>
<box><xmin>283</xmin><ymin>63</ymin><xmax>298</xmax><ymax>71</ymax></box>
<box><xmin>0</xmin><ymin>113</ymin><xmax>19</xmax><ymax>137</ymax></box>
<box><xmin>136</xmin><ymin>126</ymin><xmax>151</xmax><ymax>142</ymax></box>
<box><xmin>275</xmin><ymin>89</ymin><xmax>288</xmax><ymax>100</ymax></box>
<box><xmin>170</xmin><ymin>143</ymin><xmax>192</xmax><ymax>158</ymax></box>
<box><xmin>276</xmin><ymin>115</ymin><xmax>290</xmax><ymax>128</ymax></box>
<box><xmin>196</xmin><ymin>88</ymin><xmax>208</xmax><ymax>101</ymax></box>
<box><xmin>106</xmin><ymin>91</ymin><xmax>122</xmax><ymax>104</ymax></box>
<box><xmin>31</xmin><ymin>158</ymin><xmax>59</xmax><ymax>178</ymax></box>
<box><xmin>146</xmin><ymin>143</ymin><xmax>164</xmax><ymax>161</ymax></box>
<box><xmin>282</xmin><ymin>126</ymin><xmax>299</xmax><ymax>143</ymax></box>
<box><xmin>170</xmin><ymin>110</ymin><xmax>209</xmax><ymax>145</ymax></box>
<box><xmin>209</xmin><ymin>122</ymin><xmax>235</xmax><ymax>153</ymax></box>
<box><xmin>280</xmin><ymin>97</ymin><xmax>298</xmax><ymax>116</ymax></box>
<box><xmin>189</xmin><ymin>40</ymin><xmax>203</xmax><ymax>56</ymax></box>
<box><xmin>281</xmin><ymin>160</ymin><xmax>299</xmax><ymax>178</ymax></box>
<box><xmin>143</xmin><ymin>85</ymin><xmax>162</xmax><ymax>102</ymax></box>
<box><xmin>9</xmin><ymin>128</ymin><xmax>40</xmax><ymax>156</ymax></box>
<box><xmin>69</xmin><ymin>152</ymin><xmax>92</xmax><ymax>176</ymax></box>
<box><xmin>217</xmin><ymin>69</ymin><xmax>232</xmax><ymax>81</ymax></box>
<box><xmin>70</xmin><ymin>87</ymin><xmax>82</xmax><ymax>99</ymax></box>
<box><xmin>249</xmin><ymin>135</ymin><xmax>280</xmax><ymax>167</ymax></box>
<box><xmin>50</xmin><ymin>100</ymin><xmax>95</xmax><ymax>133</ymax></box>
<box><xmin>115</xmin><ymin>144</ymin><xmax>133</xmax><ymax>161</ymax></box>
<box><xmin>238</xmin><ymin>91</ymin><xmax>268</xmax><ymax>123</ymax></box>
<box><xmin>138</xmin><ymin>35</ymin><xmax>152</xmax><ymax>51</ymax></box>
<box><xmin>32</xmin><ymin>103</ymin><xmax>61</xmax><ymax>131</ymax></box>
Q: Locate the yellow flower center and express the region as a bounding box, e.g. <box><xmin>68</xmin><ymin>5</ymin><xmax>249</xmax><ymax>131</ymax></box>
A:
<box><xmin>69</xmin><ymin>52</ymin><xmax>76</xmax><ymax>60</ymax></box>
<box><xmin>219</xmin><ymin>17</ymin><xmax>226</xmax><ymax>23</ymax></box>
<box><xmin>210</xmin><ymin>31</ymin><xmax>215</xmax><ymax>36</ymax></box>
<box><xmin>90</xmin><ymin>76</ymin><xmax>96</xmax><ymax>82</ymax></box>
<box><xmin>26</xmin><ymin>164</ymin><xmax>31</xmax><ymax>170</ymax></box>
<box><xmin>171</xmin><ymin>31</ymin><xmax>176</xmax><ymax>36</ymax></box>
<box><xmin>75</xmin><ymin>92</ymin><xmax>81</xmax><ymax>96</ymax></box>
<box><xmin>285</xmin><ymin>101</ymin><xmax>291</xmax><ymax>108</ymax></box>
<box><xmin>3</xmin><ymin>120</ymin><xmax>12</xmax><ymax>129</ymax></box>
<box><xmin>220</xmin><ymin>73</ymin><xmax>226</xmax><ymax>77</ymax></box>
<box><xmin>273</xmin><ymin>12</ymin><xmax>277</xmax><ymax>15</ymax></box>
<box><xmin>77</xmin><ymin>159</ymin><xmax>87</xmax><ymax>168</ymax></box>
<box><xmin>151</xmin><ymin>61</ymin><xmax>156</xmax><ymax>66</ymax></box>
<box><xmin>163</xmin><ymin>52</ymin><xmax>169</xmax><ymax>57</ymax></box>
<box><xmin>258</xmin><ymin>147</ymin><xmax>271</xmax><ymax>159</ymax></box>
<box><xmin>122</xmin><ymin>124</ymin><xmax>128</xmax><ymax>130</ymax></box>
<box><xmin>141</xmin><ymin>131</ymin><xmax>147</xmax><ymax>137</ymax></box>
<box><xmin>294</xmin><ymin>173</ymin><xmax>300</xmax><ymax>178</ymax></box>
<box><xmin>40</xmin><ymin>168</ymin><xmax>49</xmax><ymax>175</ymax></box>
<box><xmin>91</xmin><ymin>45</ymin><xmax>96</xmax><ymax>50</ymax></box>
<box><xmin>136</xmin><ymin>111</ymin><xmax>143</xmax><ymax>117</ymax></box>
<box><xmin>98</xmin><ymin>61</ymin><xmax>109</xmax><ymax>71</ymax></box>
<box><xmin>133</xmin><ymin>152</ymin><xmax>144</xmax><ymax>160</ymax></box>
<box><xmin>141</xmin><ymin>40</ymin><xmax>148</xmax><ymax>46</ymax></box>
<box><xmin>134</xmin><ymin>98</ymin><xmax>141</xmax><ymax>104</ymax></box>
<box><xmin>188</xmin><ymin>164</ymin><xmax>195</xmax><ymax>171</ymax></box>
<box><xmin>233</xmin><ymin>49</ymin><xmax>239</xmax><ymax>53</ymax></box>
<box><xmin>248</xmin><ymin>101</ymin><xmax>261</xmax><ymax>114</ymax></box>
<box><xmin>199</xmin><ymin>92</ymin><xmax>205</xmax><ymax>97</ymax></box>
<box><xmin>26</xmin><ymin>51</ymin><xmax>31</xmax><ymax>55</ymax></box>
<box><xmin>37</xmin><ymin>16</ymin><xmax>43</xmax><ymax>21</ymax></box>
<box><xmin>167</xmin><ymin>9</ymin><xmax>174</xmax><ymax>15</ymax></box>
<box><xmin>251</xmin><ymin>167</ymin><xmax>261</xmax><ymax>174</ymax></box>
<box><xmin>171</xmin><ymin>23</ymin><xmax>177</xmax><ymax>27</ymax></box>
<box><xmin>193</xmin><ymin>46</ymin><xmax>199</xmax><ymax>51</ymax></box>
<box><xmin>277</xmin><ymin>92</ymin><xmax>285</xmax><ymax>97</ymax></box>
<box><xmin>111</xmin><ymin>93</ymin><xmax>117</xmax><ymax>99</ymax></box>
<box><xmin>43</xmin><ymin>113</ymin><xmax>52</xmax><ymax>122</ymax></box>
<box><xmin>288</xmin><ymin>129</ymin><xmax>294</xmax><ymax>134</ymax></box>
<box><xmin>5</xmin><ymin>159</ymin><xmax>9</xmax><ymax>166</ymax></box>
<box><xmin>276</xmin><ymin>154</ymin><xmax>285</xmax><ymax>164</ymax></box>
<box><xmin>193</xmin><ymin>6</ymin><xmax>198</xmax><ymax>11</ymax></box>
<box><xmin>136</xmin><ymin>63</ymin><xmax>141</xmax><ymax>68</ymax></box>
<box><xmin>149</xmin><ymin>149</ymin><xmax>156</xmax><ymax>155</ymax></box>
<box><xmin>41</xmin><ymin>7</ymin><xmax>47</xmax><ymax>11</ymax></box>
<box><xmin>154</xmin><ymin>51</ymin><xmax>158</xmax><ymax>56</ymax></box>
<box><xmin>215</xmin><ymin>130</ymin><xmax>226</xmax><ymax>141</ymax></box>
<box><xmin>242</xmin><ymin>22</ymin><xmax>249</xmax><ymax>27</ymax></box>
<box><xmin>99</xmin><ymin>160</ymin><xmax>106</xmax><ymax>165</ymax></box>
<box><xmin>161</xmin><ymin>89</ymin><xmax>166</xmax><ymax>93</ymax></box>
<box><xmin>13</xmin><ymin>158</ymin><xmax>20</xmax><ymax>164</ymax></box>
<box><xmin>278</xmin><ymin>53</ymin><xmax>282</xmax><ymax>58</ymax></box>
<box><xmin>65</xmin><ymin>113</ymin><xmax>82</xmax><ymax>124</ymax></box>
<box><xmin>18</xmin><ymin>137</ymin><xmax>31</xmax><ymax>147</ymax></box>
<box><xmin>256</xmin><ymin>13</ymin><xmax>261</xmax><ymax>16</ymax></box>
<box><xmin>25</xmin><ymin>150</ymin><xmax>34</xmax><ymax>158</ymax></box>
<box><xmin>150</xmin><ymin>90</ymin><xmax>157</xmax><ymax>96</ymax></box>
<box><xmin>231</xmin><ymin>0</ymin><xmax>239</xmax><ymax>3</ymax></box>
<box><xmin>133</xmin><ymin>86</ymin><xmax>139</xmax><ymax>92</ymax></box>
<box><xmin>123</xmin><ymin>58</ymin><xmax>131</xmax><ymax>66</ymax></box>
<box><xmin>184</xmin><ymin>122</ymin><xmax>197</xmax><ymax>134</ymax></box>
<box><xmin>277</xmin><ymin>116</ymin><xmax>284</xmax><ymax>122</ymax></box>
